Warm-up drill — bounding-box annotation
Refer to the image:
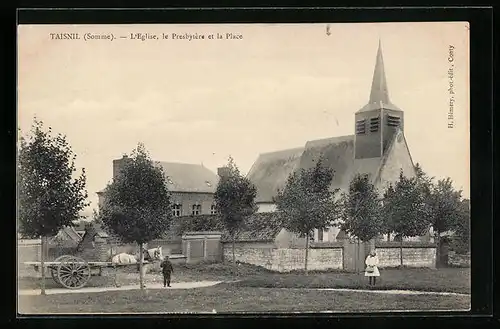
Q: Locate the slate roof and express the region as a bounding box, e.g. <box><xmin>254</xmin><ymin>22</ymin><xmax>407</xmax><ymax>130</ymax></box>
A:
<box><xmin>101</xmin><ymin>159</ymin><xmax>219</xmax><ymax>194</ymax></box>
<box><xmin>357</xmin><ymin>40</ymin><xmax>402</xmax><ymax>113</ymax></box>
<box><xmin>155</xmin><ymin>161</ymin><xmax>219</xmax><ymax>193</ymax></box>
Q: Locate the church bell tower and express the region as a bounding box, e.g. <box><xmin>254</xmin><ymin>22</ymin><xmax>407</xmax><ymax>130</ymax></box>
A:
<box><xmin>354</xmin><ymin>40</ymin><xmax>404</xmax><ymax>160</ymax></box>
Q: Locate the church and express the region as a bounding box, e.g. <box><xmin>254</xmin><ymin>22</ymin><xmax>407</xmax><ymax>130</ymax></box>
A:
<box><xmin>246</xmin><ymin>41</ymin><xmax>418</xmax><ymax>243</ymax></box>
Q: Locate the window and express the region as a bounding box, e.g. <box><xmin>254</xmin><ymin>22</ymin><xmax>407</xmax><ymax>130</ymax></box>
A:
<box><xmin>370</xmin><ymin>116</ymin><xmax>380</xmax><ymax>132</ymax></box>
<box><xmin>210</xmin><ymin>204</ymin><xmax>217</xmax><ymax>215</ymax></box>
<box><xmin>387</xmin><ymin>115</ymin><xmax>401</xmax><ymax>127</ymax></box>
<box><xmin>192</xmin><ymin>204</ymin><xmax>201</xmax><ymax>216</ymax></box>
<box><xmin>356</xmin><ymin>119</ymin><xmax>366</xmax><ymax>134</ymax></box>
<box><xmin>172</xmin><ymin>204</ymin><xmax>182</xmax><ymax>217</ymax></box>
<box><xmin>317</xmin><ymin>229</ymin><xmax>324</xmax><ymax>242</ymax></box>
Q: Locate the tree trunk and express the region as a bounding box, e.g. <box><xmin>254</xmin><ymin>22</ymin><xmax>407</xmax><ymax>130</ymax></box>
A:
<box><xmin>435</xmin><ymin>231</ymin><xmax>441</xmax><ymax>268</ymax></box>
<box><xmin>232</xmin><ymin>237</ymin><xmax>236</xmax><ymax>276</ymax></box>
<box><xmin>139</xmin><ymin>243</ymin><xmax>144</xmax><ymax>290</ymax></box>
<box><xmin>387</xmin><ymin>232</ymin><xmax>391</xmax><ymax>242</ymax></box>
<box><xmin>40</xmin><ymin>236</ymin><xmax>46</xmax><ymax>295</ymax></box>
<box><xmin>357</xmin><ymin>238</ymin><xmax>360</xmax><ymax>274</ymax></box>
<box><xmin>399</xmin><ymin>237</ymin><xmax>404</xmax><ymax>268</ymax></box>
<box><xmin>304</xmin><ymin>233</ymin><xmax>310</xmax><ymax>276</ymax></box>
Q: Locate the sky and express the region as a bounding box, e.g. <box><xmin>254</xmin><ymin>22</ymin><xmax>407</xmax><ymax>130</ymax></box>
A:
<box><xmin>17</xmin><ymin>22</ymin><xmax>470</xmax><ymax>215</ymax></box>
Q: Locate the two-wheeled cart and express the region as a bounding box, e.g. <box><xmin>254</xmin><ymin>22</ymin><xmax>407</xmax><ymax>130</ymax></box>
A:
<box><xmin>24</xmin><ymin>255</ymin><xmax>150</xmax><ymax>290</ymax></box>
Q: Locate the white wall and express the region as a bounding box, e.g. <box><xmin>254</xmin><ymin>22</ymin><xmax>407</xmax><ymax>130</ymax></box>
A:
<box><xmin>313</xmin><ymin>226</ymin><xmax>340</xmax><ymax>242</ymax></box>
<box><xmin>257</xmin><ymin>203</ymin><xmax>277</xmax><ymax>213</ymax></box>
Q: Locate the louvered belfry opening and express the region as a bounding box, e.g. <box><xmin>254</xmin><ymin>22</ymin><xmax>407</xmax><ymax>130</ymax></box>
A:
<box><xmin>387</xmin><ymin>115</ymin><xmax>401</xmax><ymax>127</ymax></box>
<box><xmin>370</xmin><ymin>116</ymin><xmax>380</xmax><ymax>132</ymax></box>
<box><xmin>356</xmin><ymin>119</ymin><xmax>366</xmax><ymax>135</ymax></box>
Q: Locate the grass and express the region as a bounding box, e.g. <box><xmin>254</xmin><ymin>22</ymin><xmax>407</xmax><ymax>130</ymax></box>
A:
<box><xmin>226</xmin><ymin>267</ymin><xmax>471</xmax><ymax>294</ymax></box>
<box><xmin>18</xmin><ymin>263</ymin><xmax>470</xmax><ymax>295</ymax></box>
<box><xmin>17</xmin><ymin>262</ymin><xmax>268</xmax><ymax>290</ymax></box>
<box><xmin>18</xmin><ymin>285</ymin><xmax>470</xmax><ymax>314</ymax></box>
<box><xmin>18</xmin><ymin>263</ymin><xmax>470</xmax><ymax>314</ymax></box>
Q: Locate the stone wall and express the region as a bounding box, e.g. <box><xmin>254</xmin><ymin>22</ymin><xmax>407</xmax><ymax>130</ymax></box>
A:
<box><xmin>222</xmin><ymin>243</ymin><xmax>343</xmax><ymax>272</ymax></box>
<box><xmin>448</xmin><ymin>251</ymin><xmax>470</xmax><ymax>267</ymax></box>
<box><xmin>222</xmin><ymin>241</ymin><xmax>437</xmax><ymax>272</ymax></box>
<box><xmin>375</xmin><ymin>246</ymin><xmax>436</xmax><ymax>268</ymax></box>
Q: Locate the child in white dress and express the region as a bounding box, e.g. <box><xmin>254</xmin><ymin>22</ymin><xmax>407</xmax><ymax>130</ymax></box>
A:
<box><xmin>365</xmin><ymin>250</ymin><xmax>380</xmax><ymax>286</ymax></box>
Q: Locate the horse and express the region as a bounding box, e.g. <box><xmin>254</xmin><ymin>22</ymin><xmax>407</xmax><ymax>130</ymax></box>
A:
<box><xmin>106</xmin><ymin>246</ymin><xmax>164</xmax><ymax>288</ymax></box>
<box><xmin>109</xmin><ymin>246</ymin><xmax>163</xmax><ymax>269</ymax></box>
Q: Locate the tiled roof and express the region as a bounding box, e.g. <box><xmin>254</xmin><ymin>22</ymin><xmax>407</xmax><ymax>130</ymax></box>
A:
<box><xmin>172</xmin><ymin>213</ymin><xmax>284</xmax><ymax>242</ymax></box>
<box><xmin>48</xmin><ymin>226</ymin><xmax>82</xmax><ymax>244</ymax></box>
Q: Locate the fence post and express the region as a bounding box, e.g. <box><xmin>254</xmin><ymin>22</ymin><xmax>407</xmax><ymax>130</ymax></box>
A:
<box><xmin>203</xmin><ymin>235</ymin><xmax>208</xmax><ymax>261</ymax></box>
<box><xmin>186</xmin><ymin>240</ymin><xmax>191</xmax><ymax>263</ymax></box>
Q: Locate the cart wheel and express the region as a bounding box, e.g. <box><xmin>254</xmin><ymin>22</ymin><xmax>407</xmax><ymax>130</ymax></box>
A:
<box><xmin>50</xmin><ymin>255</ymin><xmax>73</xmax><ymax>284</ymax></box>
<box><xmin>57</xmin><ymin>256</ymin><xmax>91</xmax><ymax>289</ymax></box>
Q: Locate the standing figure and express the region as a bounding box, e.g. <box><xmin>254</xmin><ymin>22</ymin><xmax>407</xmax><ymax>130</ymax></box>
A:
<box><xmin>160</xmin><ymin>255</ymin><xmax>174</xmax><ymax>287</ymax></box>
<box><xmin>365</xmin><ymin>250</ymin><xmax>380</xmax><ymax>286</ymax></box>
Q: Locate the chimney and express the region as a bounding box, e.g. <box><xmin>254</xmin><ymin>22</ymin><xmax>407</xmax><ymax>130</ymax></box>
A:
<box><xmin>217</xmin><ymin>167</ymin><xmax>230</xmax><ymax>178</ymax></box>
<box><xmin>112</xmin><ymin>154</ymin><xmax>131</xmax><ymax>180</ymax></box>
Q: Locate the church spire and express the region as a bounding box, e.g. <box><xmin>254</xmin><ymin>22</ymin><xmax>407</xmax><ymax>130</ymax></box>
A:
<box><xmin>369</xmin><ymin>39</ymin><xmax>390</xmax><ymax>104</ymax></box>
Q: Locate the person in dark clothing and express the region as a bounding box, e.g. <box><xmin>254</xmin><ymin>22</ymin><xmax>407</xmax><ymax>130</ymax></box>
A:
<box><xmin>160</xmin><ymin>256</ymin><xmax>174</xmax><ymax>287</ymax></box>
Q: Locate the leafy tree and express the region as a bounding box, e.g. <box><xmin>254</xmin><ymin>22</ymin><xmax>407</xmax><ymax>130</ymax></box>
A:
<box><xmin>383</xmin><ymin>171</ymin><xmax>430</xmax><ymax>266</ymax></box>
<box><xmin>340</xmin><ymin>174</ymin><xmax>384</xmax><ymax>243</ymax></box>
<box><xmin>425</xmin><ymin>178</ymin><xmax>465</xmax><ymax>267</ymax></box>
<box><xmin>414</xmin><ymin>163</ymin><xmax>466</xmax><ymax>266</ymax></box>
<box><xmin>214</xmin><ymin>156</ymin><xmax>257</xmax><ymax>269</ymax></box>
<box><xmin>99</xmin><ymin>143</ymin><xmax>172</xmax><ymax>289</ymax></box>
<box><xmin>18</xmin><ymin>119</ymin><xmax>89</xmax><ymax>295</ymax></box>
<box><xmin>451</xmin><ymin>198</ymin><xmax>470</xmax><ymax>254</ymax></box>
<box><xmin>381</xmin><ymin>184</ymin><xmax>396</xmax><ymax>242</ymax></box>
<box><xmin>275</xmin><ymin>158</ymin><xmax>340</xmax><ymax>275</ymax></box>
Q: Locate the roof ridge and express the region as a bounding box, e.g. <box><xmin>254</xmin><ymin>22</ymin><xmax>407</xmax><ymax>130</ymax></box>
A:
<box><xmin>305</xmin><ymin>135</ymin><xmax>354</xmax><ymax>149</ymax></box>
<box><xmin>306</xmin><ymin>134</ymin><xmax>354</xmax><ymax>143</ymax></box>
<box><xmin>258</xmin><ymin>146</ymin><xmax>305</xmax><ymax>157</ymax></box>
